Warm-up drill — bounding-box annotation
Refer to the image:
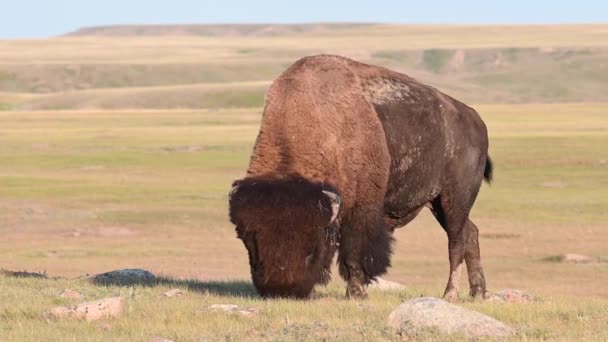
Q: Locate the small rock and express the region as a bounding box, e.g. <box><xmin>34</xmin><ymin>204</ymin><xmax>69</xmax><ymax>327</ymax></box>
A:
<box><xmin>540</xmin><ymin>181</ymin><xmax>567</xmax><ymax>188</ymax></box>
<box><xmin>97</xmin><ymin>322</ymin><xmax>113</xmax><ymax>331</ymax></box>
<box><xmin>49</xmin><ymin>297</ymin><xmax>123</xmax><ymax>321</ymax></box>
<box><xmin>369</xmin><ymin>277</ymin><xmax>406</xmax><ymax>290</ymax></box>
<box><xmin>387</xmin><ymin>297</ymin><xmax>514</xmax><ymax>338</ymax></box>
<box><xmin>92</xmin><ymin>269</ymin><xmax>156</xmax><ymax>286</ymax></box>
<box><xmin>162</xmin><ymin>289</ymin><xmax>184</xmax><ymax>298</ymax></box>
<box><xmin>209</xmin><ymin>304</ymin><xmax>258</xmax><ymax>317</ymax></box>
<box><xmin>59</xmin><ymin>289</ymin><xmax>84</xmax><ymax>299</ymax></box>
<box><xmin>357</xmin><ymin>303</ymin><xmax>374</xmax><ymax>311</ymax></box>
<box><xmin>487</xmin><ymin>289</ymin><xmax>535</xmax><ymax>303</ymax></box>
<box><xmin>149</xmin><ymin>337</ymin><xmax>174</xmax><ymax>342</ymax></box>
<box><xmin>561</xmin><ymin>253</ymin><xmax>595</xmax><ymax>264</ymax></box>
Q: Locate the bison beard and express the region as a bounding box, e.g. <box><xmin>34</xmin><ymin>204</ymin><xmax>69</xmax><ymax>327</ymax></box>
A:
<box><xmin>229</xmin><ymin>175</ymin><xmax>342</xmax><ymax>298</ymax></box>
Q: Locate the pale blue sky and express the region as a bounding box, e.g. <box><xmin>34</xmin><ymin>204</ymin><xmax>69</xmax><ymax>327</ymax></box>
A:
<box><xmin>1</xmin><ymin>0</ymin><xmax>606</xmax><ymax>38</ymax></box>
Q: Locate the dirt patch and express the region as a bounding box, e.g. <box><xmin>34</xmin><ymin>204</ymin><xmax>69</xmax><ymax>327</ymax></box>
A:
<box><xmin>542</xmin><ymin>253</ymin><xmax>600</xmax><ymax>264</ymax></box>
<box><xmin>96</xmin><ymin>226</ymin><xmax>137</xmax><ymax>238</ymax></box>
<box><xmin>161</xmin><ymin>145</ymin><xmax>205</xmax><ymax>152</ymax></box>
<box><xmin>540</xmin><ymin>181</ymin><xmax>567</xmax><ymax>188</ymax></box>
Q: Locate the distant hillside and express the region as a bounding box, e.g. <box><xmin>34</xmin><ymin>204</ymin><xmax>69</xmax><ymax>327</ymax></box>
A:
<box><xmin>64</xmin><ymin>23</ymin><xmax>378</xmax><ymax>37</ymax></box>
<box><xmin>1</xmin><ymin>24</ymin><xmax>607</xmax><ymax>110</ymax></box>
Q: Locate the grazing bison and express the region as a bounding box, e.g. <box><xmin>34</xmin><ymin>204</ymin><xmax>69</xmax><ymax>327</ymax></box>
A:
<box><xmin>229</xmin><ymin>55</ymin><xmax>492</xmax><ymax>300</ymax></box>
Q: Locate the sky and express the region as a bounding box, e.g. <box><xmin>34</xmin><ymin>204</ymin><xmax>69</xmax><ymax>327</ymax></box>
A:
<box><xmin>1</xmin><ymin>0</ymin><xmax>606</xmax><ymax>38</ymax></box>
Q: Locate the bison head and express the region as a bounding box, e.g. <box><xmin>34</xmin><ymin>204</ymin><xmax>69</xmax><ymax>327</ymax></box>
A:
<box><xmin>229</xmin><ymin>176</ymin><xmax>341</xmax><ymax>299</ymax></box>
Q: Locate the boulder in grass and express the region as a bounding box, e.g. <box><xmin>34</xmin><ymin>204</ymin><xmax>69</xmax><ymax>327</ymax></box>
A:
<box><xmin>49</xmin><ymin>297</ymin><xmax>123</xmax><ymax>321</ymax></box>
<box><xmin>92</xmin><ymin>269</ymin><xmax>156</xmax><ymax>286</ymax></box>
<box><xmin>387</xmin><ymin>297</ymin><xmax>514</xmax><ymax>338</ymax></box>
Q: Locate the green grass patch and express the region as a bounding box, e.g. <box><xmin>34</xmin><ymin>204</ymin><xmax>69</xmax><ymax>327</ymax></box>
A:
<box><xmin>421</xmin><ymin>49</ymin><xmax>452</xmax><ymax>73</ymax></box>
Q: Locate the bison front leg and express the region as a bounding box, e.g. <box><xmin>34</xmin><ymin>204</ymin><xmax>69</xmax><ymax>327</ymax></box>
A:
<box><xmin>338</xmin><ymin>206</ymin><xmax>393</xmax><ymax>299</ymax></box>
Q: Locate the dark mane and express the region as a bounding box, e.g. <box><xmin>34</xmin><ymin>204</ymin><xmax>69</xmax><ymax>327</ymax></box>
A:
<box><xmin>229</xmin><ymin>175</ymin><xmax>337</xmax><ymax>233</ymax></box>
<box><xmin>228</xmin><ymin>175</ymin><xmax>340</xmax><ymax>297</ymax></box>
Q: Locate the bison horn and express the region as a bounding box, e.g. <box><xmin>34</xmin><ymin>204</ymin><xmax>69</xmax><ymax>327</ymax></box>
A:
<box><xmin>229</xmin><ymin>184</ymin><xmax>239</xmax><ymax>200</ymax></box>
<box><xmin>322</xmin><ymin>190</ymin><xmax>341</xmax><ymax>224</ymax></box>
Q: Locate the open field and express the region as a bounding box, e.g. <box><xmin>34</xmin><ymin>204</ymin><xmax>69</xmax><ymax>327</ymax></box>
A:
<box><xmin>1</xmin><ymin>24</ymin><xmax>608</xmax><ymax>108</ymax></box>
<box><xmin>1</xmin><ymin>103</ymin><xmax>607</xmax><ymax>340</ymax></box>
<box><xmin>1</xmin><ymin>23</ymin><xmax>607</xmax><ymax>340</ymax></box>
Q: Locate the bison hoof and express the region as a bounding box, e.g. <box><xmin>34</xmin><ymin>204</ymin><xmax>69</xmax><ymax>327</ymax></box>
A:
<box><xmin>443</xmin><ymin>288</ymin><xmax>459</xmax><ymax>302</ymax></box>
<box><xmin>346</xmin><ymin>284</ymin><xmax>368</xmax><ymax>299</ymax></box>
<box><xmin>470</xmin><ymin>287</ymin><xmax>487</xmax><ymax>300</ymax></box>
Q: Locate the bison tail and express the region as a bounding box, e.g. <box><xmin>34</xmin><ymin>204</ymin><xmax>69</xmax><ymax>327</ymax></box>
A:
<box><xmin>484</xmin><ymin>156</ymin><xmax>493</xmax><ymax>184</ymax></box>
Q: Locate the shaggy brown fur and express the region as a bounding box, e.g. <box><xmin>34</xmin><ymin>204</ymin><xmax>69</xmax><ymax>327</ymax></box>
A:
<box><xmin>230</xmin><ymin>175</ymin><xmax>339</xmax><ymax>298</ymax></box>
<box><xmin>229</xmin><ymin>54</ymin><xmax>492</xmax><ymax>299</ymax></box>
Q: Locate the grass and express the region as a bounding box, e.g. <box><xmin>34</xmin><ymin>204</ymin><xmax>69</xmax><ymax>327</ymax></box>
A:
<box><xmin>1</xmin><ymin>23</ymin><xmax>607</xmax><ymax>340</ymax></box>
<box><xmin>1</xmin><ymin>277</ymin><xmax>607</xmax><ymax>341</ymax></box>
<box><xmin>1</xmin><ymin>103</ymin><xmax>607</xmax><ymax>340</ymax></box>
<box><xmin>421</xmin><ymin>49</ymin><xmax>452</xmax><ymax>73</ymax></box>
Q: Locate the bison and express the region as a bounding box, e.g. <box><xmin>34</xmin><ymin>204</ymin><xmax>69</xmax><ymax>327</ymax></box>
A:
<box><xmin>229</xmin><ymin>55</ymin><xmax>492</xmax><ymax>300</ymax></box>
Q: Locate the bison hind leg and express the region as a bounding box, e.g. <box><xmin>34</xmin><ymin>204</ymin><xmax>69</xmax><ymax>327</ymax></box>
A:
<box><xmin>430</xmin><ymin>158</ymin><xmax>488</xmax><ymax>301</ymax></box>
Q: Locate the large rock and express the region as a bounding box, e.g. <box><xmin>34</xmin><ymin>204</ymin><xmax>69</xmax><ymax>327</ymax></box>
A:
<box><xmin>92</xmin><ymin>269</ymin><xmax>156</xmax><ymax>286</ymax></box>
<box><xmin>387</xmin><ymin>297</ymin><xmax>514</xmax><ymax>338</ymax></box>
<box><xmin>368</xmin><ymin>277</ymin><xmax>406</xmax><ymax>290</ymax></box>
<box><xmin>49</xmin><ymin>297</ymin><xmax>123</xmax><ymax>321</ymax></box>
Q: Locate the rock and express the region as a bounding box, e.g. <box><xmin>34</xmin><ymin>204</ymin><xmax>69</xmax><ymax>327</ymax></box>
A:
<box><xmin>357</xmin><ymin>303</ymin><xmax>374</xmax><ymax>311</ymax></box>
<box><xmin>387</xmin><ymin>297</ymin><xmax>514</xmax><ymax>338</ymax></box>
<box><xmin>209</xmin><ymin>304</ymin><xmax>258</xmax><ymax>317</ymax></box>
<box><xmin>59</xmin><ymin>289</ymin><xmax>84</xmax><ymax>299</ymax></box>
<box><xmin>162</xmin><ymin>289</ymin><xmax>184</xmax><ymax>298</ymax></box>
<box><xmin>49</xmin><ymin>297</ymin><xmax>123</xmax><ymax>321</ymax></box>
<box><xmin>487</xmin><ymin>289</ymin><xmax>535</xmax><ymax>303</ymax></box>
<box><xmin>149</xmin><ymin>337</ymin><xmax>174</xmax><ymax>342</ymax></box>
<box><xmin>561</xmin><ymin>253</ymin><xmax>594</xmax><ymax>264</ymax></box>
<box><xmin>369</xmin><ymin>277</ymin><xmax>406</xmax><ymax>290</ymax></box>
<box><xmin>92</xmin><ymin>268</ymin><xmax>156</xmax><ymax>285</ymax></box>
